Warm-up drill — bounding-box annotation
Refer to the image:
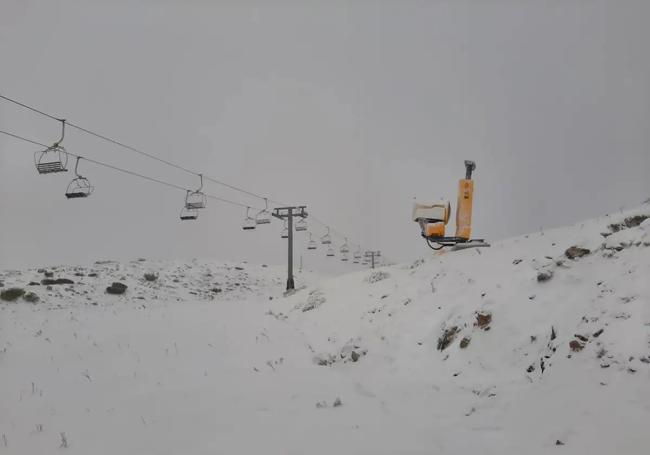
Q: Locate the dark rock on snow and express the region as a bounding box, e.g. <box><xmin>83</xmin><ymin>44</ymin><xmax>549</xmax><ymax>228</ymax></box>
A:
<box><xmin>106</xmin><ymin>282</ymin><xmax>128</xmax><ymax>295</ymax></box>
<box><xmin>565</xmin><ymin>246</ymin><xmax>590</xmax><ymax>260</ymax></box>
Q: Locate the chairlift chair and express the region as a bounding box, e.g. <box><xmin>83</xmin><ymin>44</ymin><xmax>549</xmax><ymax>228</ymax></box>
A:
<box><xmin>34</xmin><ymin>119</ymin><xmax>68</xmax><ymax>174</ymax></box>
<box><xmin>281</xmin><ymin>221</ymin><xmax>289</xmax><ymax>239</ymax></box>
<box><xmin>341</xmin><ymin>252</ymin><xmax>349</xmax><ymax>262</ymax></box>
<box><xmin>295</xmin><ymin>218</ymin><xmax>307</xmax><ymax>232</ymax></box>
<box><xmin>353</xmin><ymin>247</ymin><xmax>362</xmax><ymax>263</ymax></box>
<box><xmin>255</xmin><ymin>198</ymin><xmax>271</xmax><ymax>225</ymax></box>
<box><xmin>340</xmin><ymin>238</ymin><xmax>350</xmax><ymax>254</ymax></box>
<box><xmin>307</xmin><ymin>232</ymin><xmax>317</xmax><ymax>250</ymax></box>
<box><xmin>65</xmin><ymin>157</ymin><xmax>94</xmax><ymax>198</ymax></box>
<box><xmin>320</xmin><ymin>227</ymin><xmax>332</xmax><ymax>245</ymax></box>
<box><xmin>326</xmin><ymin>247</ymin><xmax>335</xmax><ymax>257</ymax></box>
<box><xmin>242</xmin><ymin>207</ymin><xmax>257</xmax><ymax>230</ymax></box>
<box><xmin>180</xmin><ymin>201</ymin><xmax>199</xmax><ymax>221</ymax></box>
<box><xmin>185</xmin><ymin>174</ymin><xmax>207</xmax><ymax>209</ymax></box>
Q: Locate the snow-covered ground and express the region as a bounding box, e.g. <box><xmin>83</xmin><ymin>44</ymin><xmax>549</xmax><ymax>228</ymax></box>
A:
<box><xmin>1</xmin><ymin>204</ymin><xmax>649</xmax><ymax>454</ymax></box>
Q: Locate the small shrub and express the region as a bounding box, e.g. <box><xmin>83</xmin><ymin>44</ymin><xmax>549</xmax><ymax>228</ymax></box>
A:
<box><xmin>23</xmin><ymin>291</ymin><xmax>40</xmax><ymax>303</ymax></box>
<box><xmin>1</xmin><ymin>287</ymin><xmax>25</xmax><ymax>302</ymax></box>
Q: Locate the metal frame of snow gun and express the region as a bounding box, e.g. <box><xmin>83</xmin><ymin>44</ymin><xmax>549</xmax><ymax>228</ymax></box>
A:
<box><xmin>424</xmin><ymin>235</ymin><xmax>490</xmax><ymax>251</ymax></box>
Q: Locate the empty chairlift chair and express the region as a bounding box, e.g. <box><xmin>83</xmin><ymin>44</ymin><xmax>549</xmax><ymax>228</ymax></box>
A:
<box><xmin>281</xmin><ymin>220</ymin><xmax>289</xmax><ymax>239</ymax></box>
<box><xmin>242</xmin><ymin>207</ymin><xmax>257</xmax><ymax>230</ymax></box>
<box><xmin>341</xmin><ymin>252</ymin><xmax>349</xmax><ymax>262</ymax></box>
<box><xmin>307</xmin><ymin>232</ymin><xmax>317</xmax><ymax>250</ymax></box>
<box><xmin>353</xmin><ymin>247</ymin><xmax>362</xmax><ymax>264</ymax></box>
<box><xmin>256</xmin><ymin>199</ymin><xmax>271</xmax><ymax>225</ymax></box>
<box><xmin>34</xmin><ymin>119</ymin><xmax>68</xmax><ymax>174</ymax></box>
<box><xmin>65</xmin><ymin>157</ymin><xmax>94</xmax><ymax>199</ymax></box>
<box><xmin>295</xmin><ymin>218</ymin><xmax>307</xmax><ymax>232</ymax></box>
<box><xmin>326</xmin><ymin>247</ymin><xmax>335</xmax><ymax>257</ymax></box>
<box><xmin>321</xmin><ymin>227</ymin><xmax>332</xmax><ymax>245</ymax></box>
<box><xmin>340</xmin><ymin>238</ymin><xmax>350</xmax><ymax>254</ymax></box>
<box><xmin>180</xmin><ymin>191</ymin><xmax>199</xmax><ymax>220</ymax></box>
<box><xmin>185</xmin><ymin>174</ymin><xmax>207</xmax><ymax>209</ymax></box>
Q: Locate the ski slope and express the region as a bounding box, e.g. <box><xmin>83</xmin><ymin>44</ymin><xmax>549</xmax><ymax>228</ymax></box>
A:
<box><xmin>1</xmin><ymin>204</ymin><xmax>649</xmax><ymax>454</ymax></box>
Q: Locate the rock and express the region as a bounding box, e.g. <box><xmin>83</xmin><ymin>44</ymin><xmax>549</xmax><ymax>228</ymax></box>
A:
<box><xmin>315</xmin><ymin>401</ymin><xmax>327</xmax><ymax>409</ymax></box>
<box><xmin>37</xmin><ymin>268</ymin><xmax>46</xmax><ymax>273</ymax></box>
<box><xmin>234</xmin><ymin>266</ymin><xmax>244</xmax><ymax>271</ymax></box>
<box><xmin>475</xmin><ymin>312</ymin><xmax>492</xmax><ymax>329</ymax></box>
<box><xmin>459</xmin><ymin>337</ymin><xmax>471</xmax><ymax>349</ymax></box>
<box><xmin>569</xmin><ymin>340</ymin><xmax>584</xmax><ymax>352</ymax></box>
<box><xmin>41</xmin><ymin>278</ymin><xmax>74</xmax><ymax>285</ymax></box>
<box><xmin>592</xmin><ymin>328</ymin><xmax>604</xmax><ymax>338</ymax></box>
<box><xmin>366</xmin><ymin>271</ymin><xmax>390</xmax><ymax>283</ymax></box>
<box><xmin>551</xmin><ymin>326</ymin><xmax>557</xmax><ymax>340</ymax></box>
<box><xmin>624</xmin><ymin>214</ymin><xmax>649</xmax><ymax>228</ymax></box>
<box><xmin>211</xmin><ymin>288</ymin><xmax>222</xmax><ymax>293</ymax></box>
<box><xmin>333</xmin><ymin>397</ymin><xmax>343</xmax><ymax>407</ymax></box>
<box><xmin>74</xmin><ymin>272</ymin><xmax>85</xmax><ymax>277</ymax></box>
<box><xmin>87</xmin><ymin>272</ymin><xmax>98</xmax><ymax>277</ymax></box>
<box><xmin>537</xmin><ymin>270</ymin><xmax>553</xmax><ymax>282</ymax></box>
<box><xmin>43</xmin><ymin>271</ymin><xmax>54</xmax><ymax>278</ymax></box>
<box><xmin>574</xmin><ymin>334</ymin><xmax>589</xmax><ymax>342</ymax></box>
<box><xmin>23</xmin><ymin>291</ymin><xmax>40</xmax><ymax>303</ymax></box>
<box><xmin>106</xmin><ymin>282</ymin><xmax>128</xmax><ymax>295</ymax></box>
<box><xmin>565</xmin><ymin>246</ymin><xmax>590</xmax><ymax>259</ymax></box>
<box><xmin>513</xmin><ymin>259</ymin><xmax>522</xmax><ymax>265</ymax></box>
<box><xmin>143</xmin><ymin>273</ymin><xmax>158</xmax><ymax>282</ymax></box>
<box><xmin>437</xmin><ymin>326</ymin><xmax>460</xmax><ymax>351</ymax></box>
<box><xmin>1</xmin><ymin>287</ymin><xmax>25</xmax><ymax>302</ymax></box>
<box><xmin>526</xmin><ymin>364</ymin><xmax>535</xmax><ymax>373</ymax></box>
<box><xmin>350</xmin><ymin>351</ymin><xmax>360</xmax><ymax>362</ymax></box>
<box><xmin>556</xmin><ymin>440</ymin><xmax>565</xmax><ymax>446</ymax></box>
<box><xmin>28</xmin><ymin>281</ymin><xmax>40</xmax><ymax>286</ymax></box>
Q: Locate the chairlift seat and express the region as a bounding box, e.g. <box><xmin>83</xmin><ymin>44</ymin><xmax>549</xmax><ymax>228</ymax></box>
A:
<box><xmin>37</xmin><ymin>162</ymin><xmax>67</xmax><ymax>174</ymax></box>
<box><xmin>65</xmin><ymin>192</ymin><xmax>89</xmax><ymax>199</ymax></box>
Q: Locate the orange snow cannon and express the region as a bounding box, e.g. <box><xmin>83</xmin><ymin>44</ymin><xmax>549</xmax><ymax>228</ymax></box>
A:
<box><xmin>412</xmin><ymin>160</ymin><xmax>489</xmax><ymax>251</ymax></box>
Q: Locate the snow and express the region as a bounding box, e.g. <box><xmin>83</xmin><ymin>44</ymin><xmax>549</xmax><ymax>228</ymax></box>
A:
<box><xmin>1</xmin><ymin>205</ymin><xmax>649</xmax><ymax>454</ymax></box>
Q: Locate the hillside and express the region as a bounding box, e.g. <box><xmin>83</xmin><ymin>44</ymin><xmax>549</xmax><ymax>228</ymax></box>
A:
<box><xmin>1</xmin><ymin>204</ymin><xmax>649</xmax><ymax>454</ymax></box>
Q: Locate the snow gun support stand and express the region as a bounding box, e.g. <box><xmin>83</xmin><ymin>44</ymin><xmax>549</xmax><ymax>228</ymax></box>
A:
<box><xmin>413</xmin><ymin>160</ymin><xmax>490</xmax><ymax>251</ymax></box>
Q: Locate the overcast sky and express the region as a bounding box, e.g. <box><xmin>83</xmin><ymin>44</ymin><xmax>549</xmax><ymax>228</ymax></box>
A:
<box><xmin>1</xmin><ymin>0</ymin><xmax>649</xmax><ymax>272</ymax></box>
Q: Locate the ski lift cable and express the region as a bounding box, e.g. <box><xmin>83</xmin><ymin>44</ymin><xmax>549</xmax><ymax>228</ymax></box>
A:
<box><xmin>0</xmin><ymin>93</ymin><xmax>285</xmax><ymax>206</ymax></box>
<box><xmin>0</xmin><ymin>95</ymin><xmax>376</xmax><ymax>252</ymax></box>
<box><xmin>0</xmin><ymin>129</ymin><xmax>257</xmax><ymax>210</ymax></box>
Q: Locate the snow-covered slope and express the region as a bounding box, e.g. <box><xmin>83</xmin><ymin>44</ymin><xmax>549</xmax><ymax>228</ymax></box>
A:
<box><xmin>1</xmin><ymin>205</ymin><xmax>649</xmax><ymax>454</ymax></box>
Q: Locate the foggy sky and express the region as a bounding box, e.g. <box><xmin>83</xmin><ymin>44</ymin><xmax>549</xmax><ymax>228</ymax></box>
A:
<box><xmin>1</xmin><ymin>0</ymin><xmax>649</xmax><ymax>272</ymax></box>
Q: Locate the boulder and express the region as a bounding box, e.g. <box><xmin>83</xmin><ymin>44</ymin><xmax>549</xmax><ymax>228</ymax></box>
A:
<box><xmin>106</xmin><ymin>282</ymin><xmax>128</xmax><ymax>295</ymax></box>
<box><xmin>41</xmin><ymin>278</ymin><xmax>74</xmax><ymax>285</ymax></box>
<box><xmin>565</xmin><ymin>246</ymin><xmax>590</xmax><ymax>259</ymax></box>
<box><xmin>537</xmin><ymin>270</ymin><xmax>553</xmax><ymax>282</ymax></box>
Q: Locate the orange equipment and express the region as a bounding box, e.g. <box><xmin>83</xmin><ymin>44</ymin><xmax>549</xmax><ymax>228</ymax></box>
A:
<box><xmin>412</xmin><ymin>160</ymin><xmax>489</xmax><ymax>250</ymax></box>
